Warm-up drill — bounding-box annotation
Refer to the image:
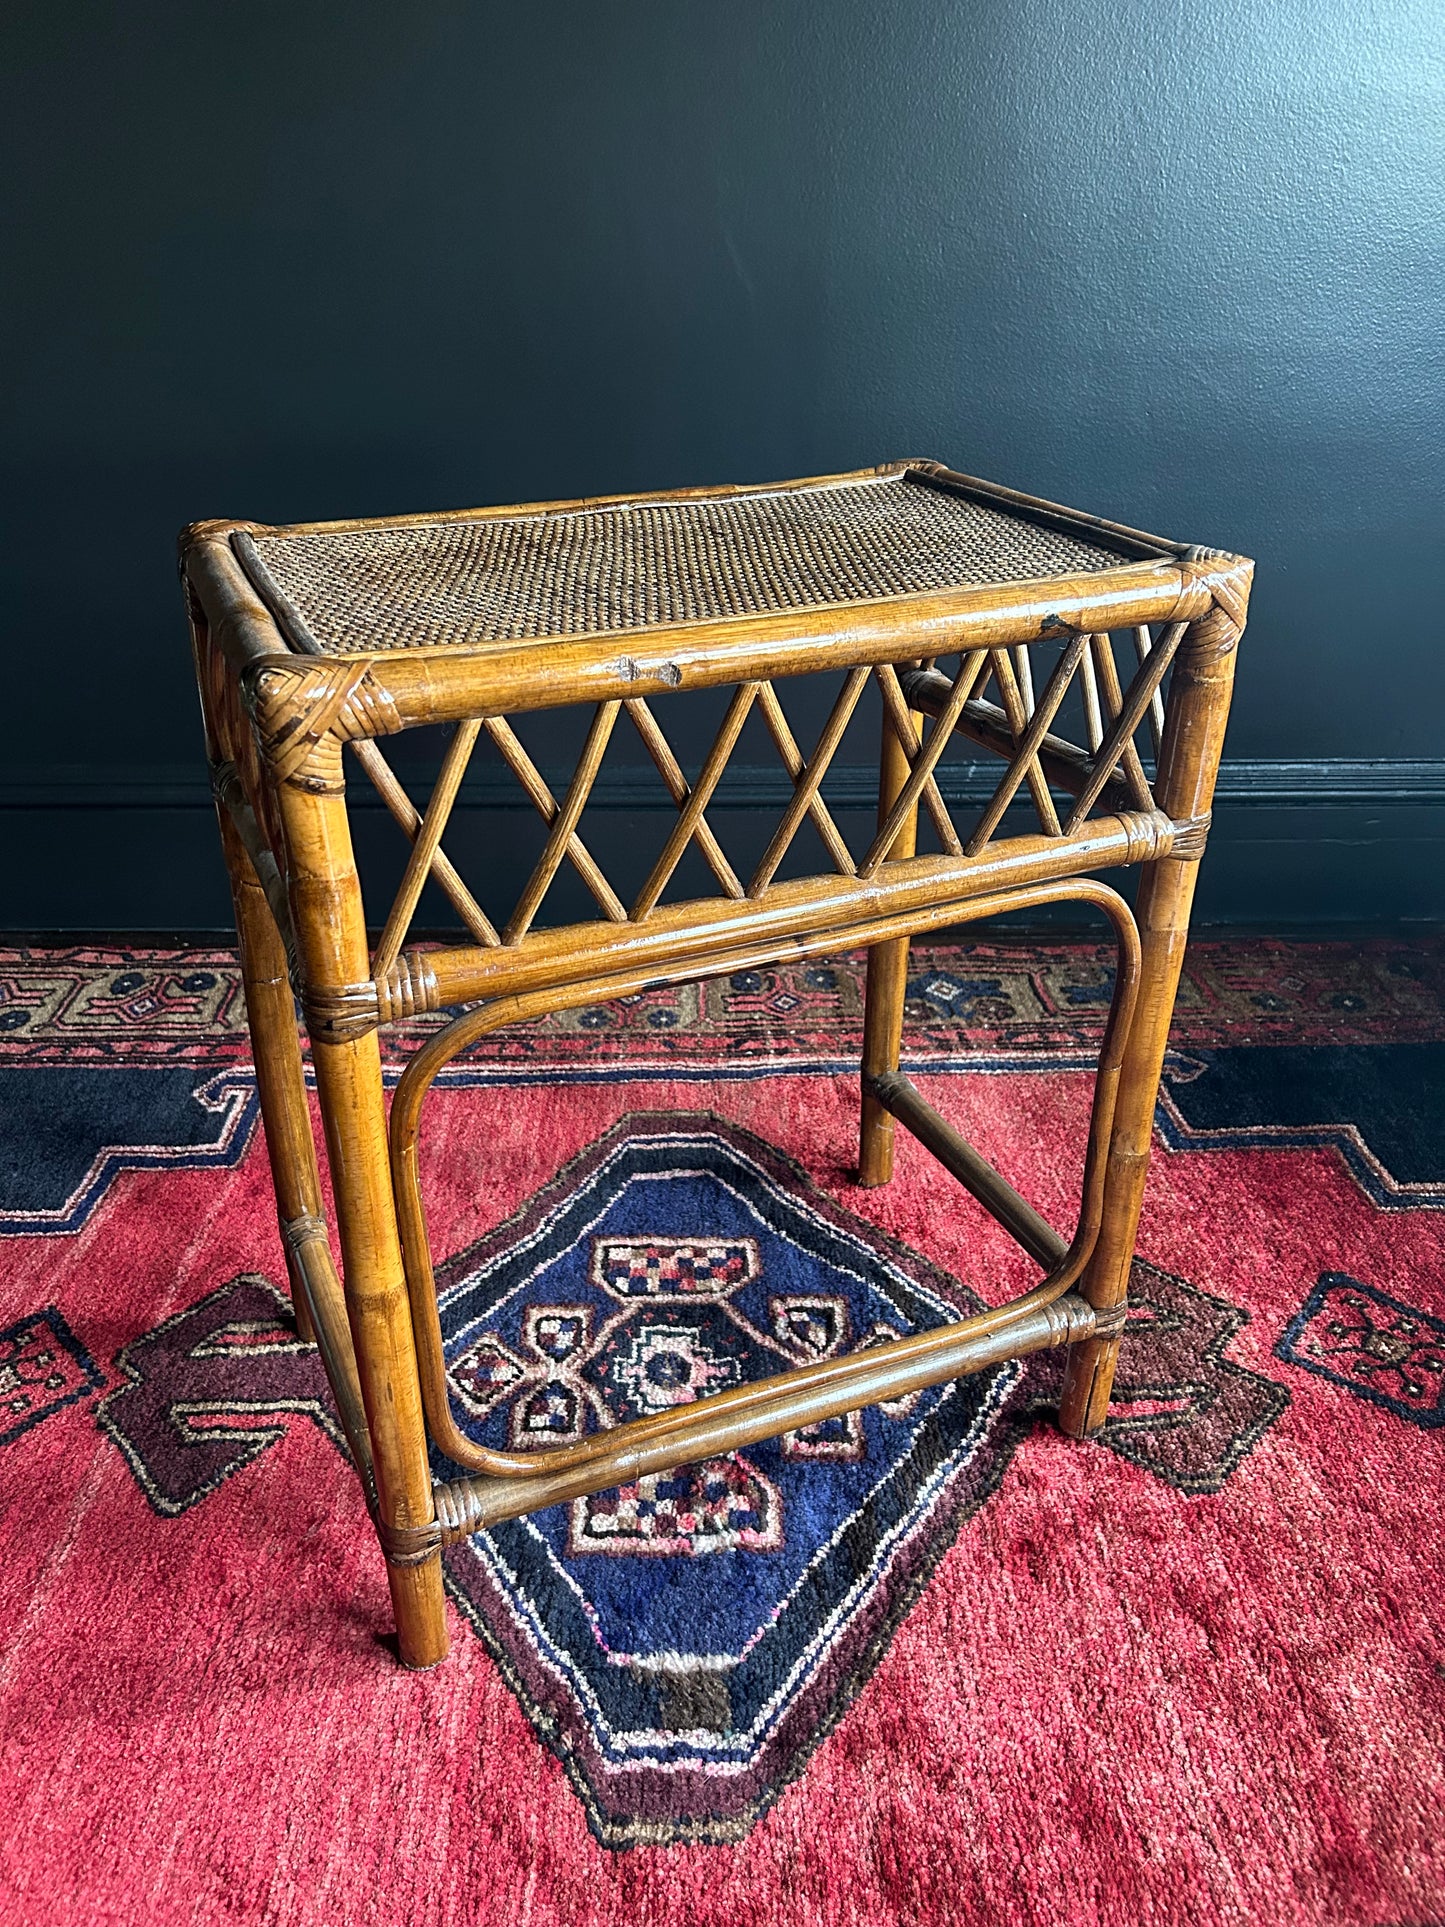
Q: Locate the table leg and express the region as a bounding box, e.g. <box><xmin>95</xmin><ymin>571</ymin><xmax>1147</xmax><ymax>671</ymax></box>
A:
<box><xmin>1059</xmin><ymin>599</ymin><xmax>1240</xmax><ymax>1436</ymax></box>
<box><xmin>860</xmin><ymin>693</ymin><xmax>922</xmax><ymax>1186</ymax></box>
<box><xmin>276</xmin><ymin>769</ymin><xmax>449</xmax><ymax>1668</ymax></box>
<box><xmin>216</xmin><ymin>809</ymin><xmax>323</xmax><ymax>1345</ymax></box>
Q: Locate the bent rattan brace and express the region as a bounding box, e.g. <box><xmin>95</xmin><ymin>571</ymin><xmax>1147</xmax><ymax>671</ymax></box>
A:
<box><xmin>386</xmin><ymin>875</ymin><xmax>1139</xmax><ymax>1532</ymax></box>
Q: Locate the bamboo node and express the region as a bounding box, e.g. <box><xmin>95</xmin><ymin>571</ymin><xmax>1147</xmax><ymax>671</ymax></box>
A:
<box><xmin>300</xmin><ymin>979</ymin><xmax>381</xmax><ymax>1043</ymax></box>
<box><xmin>376</xmin><ymin>951</ymin><xmax>442</xmax><ymax>1025</ymax></box>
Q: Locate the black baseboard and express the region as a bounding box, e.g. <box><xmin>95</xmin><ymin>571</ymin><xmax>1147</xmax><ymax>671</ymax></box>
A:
<box><xmin>3</xmin><ymin>760</ymin><xmax>1442</xmax><ymax>933</ymax></box>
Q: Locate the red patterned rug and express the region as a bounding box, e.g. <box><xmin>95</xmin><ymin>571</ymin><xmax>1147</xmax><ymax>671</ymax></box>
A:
<box><xmin>1</xmin><ymin>938</ymin><xmax>1442</xmax><ymax>1925</ymax></box>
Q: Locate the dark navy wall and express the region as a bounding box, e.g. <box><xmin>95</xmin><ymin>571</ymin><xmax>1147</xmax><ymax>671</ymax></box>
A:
<box><xmin>3</xmin><ymin>1</ymin><xmax>1442</xmax><ymax>928</ymax></box>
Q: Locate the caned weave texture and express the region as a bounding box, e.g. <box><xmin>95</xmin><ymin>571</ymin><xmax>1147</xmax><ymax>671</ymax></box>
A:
<box><xmin>240</xmin><ymin>473</ymin><xmax>1130</xmax><ymax>655</ymax></box>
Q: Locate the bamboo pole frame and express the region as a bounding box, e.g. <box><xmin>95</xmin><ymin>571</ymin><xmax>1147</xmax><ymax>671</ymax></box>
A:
<box><xmin>181</xmin><ymin>462</ymin><xmax>1251</xmax><ymax>1670</ymax></box>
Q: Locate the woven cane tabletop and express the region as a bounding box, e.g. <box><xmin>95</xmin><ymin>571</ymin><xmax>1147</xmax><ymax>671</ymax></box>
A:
<box><xmin>234</xmin><ymin>465</ymin><xmax>1144</xmax><ymax>656</ymax></box>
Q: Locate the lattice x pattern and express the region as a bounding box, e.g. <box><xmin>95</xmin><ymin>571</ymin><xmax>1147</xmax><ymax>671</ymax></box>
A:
<box><xmin>347</xmin><ymin>615</ymin><xmax>1186</xmax><ymax>970</ymax></box>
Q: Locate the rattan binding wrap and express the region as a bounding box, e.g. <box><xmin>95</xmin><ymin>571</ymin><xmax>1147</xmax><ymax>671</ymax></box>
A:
<box><xmin>235</xmin><ymin>470</ymin><xmax>1135</xmax><ymax>656</ymax></box>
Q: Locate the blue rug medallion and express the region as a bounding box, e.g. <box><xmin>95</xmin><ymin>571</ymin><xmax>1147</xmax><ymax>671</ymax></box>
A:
<box><xmin>435</xmin><ymin>1112</ymin><xmax>1022</xmax><ymax>1846</ymax></box>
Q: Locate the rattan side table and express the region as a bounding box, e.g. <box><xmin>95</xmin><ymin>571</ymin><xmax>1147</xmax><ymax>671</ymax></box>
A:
<box><xmin>181</xmin><ymin>459</ymin><xmax>1251</xmax><ymax>1668</ymax></box>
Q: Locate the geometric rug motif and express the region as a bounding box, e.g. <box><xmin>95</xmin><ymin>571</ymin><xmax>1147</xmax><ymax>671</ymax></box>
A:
<box><xmin>95</xmin><ymin>1276</ymin><xmax>343</xmax><ymax>1515</ymax></box>
<box><xmin>40</xmin><ymin>1244</ymin><xmax>1289</xmax><ymax>1620</ymax></box>
<box><xmin>430</xmin><ymin>1114</ymin><xmax>1290</xmax><ymax>1847</ymax></box>
<box><xmin>1276</xmin><ymin>1273</ymin><xmax>1445</xmax><ymax>1427</ymax></box>
<box><xmin>0</xmin><ymin>952</ymin><xmax>247</xmax><ymax>1062</ymax></box>
<box><xmin>1021</xmin><ymin>1258</ymin><xmax>1290</xmax><ymax>1495</ymax></box>
<box><xmin>0</xmin><ymin>1067</ymin><xmax>259</xmax><ymax>1237</ymax></box>
<box><xmin>54</xmin><ymin>1241</ymin><xmax>1290</xmax><ymax>1620</ymax></box>
<box><xmin>434</xmin><ymin>1112</ymin><xmax>1025</xmax><ymax>1848</ymax></box>
<box><xmin>0</xmin><ymin>1307</ymin><xmax>104</xmax><ymax>1448</ymax></box>
<box><xmin>1158</xmin><ymin>1043</ymin><xmax>1445</xmax><ymax>1210</ymax></box>
<box><xmin>1093</xmin><ymin>1261</ymin><xmax>1290</xmax><ymax>1492</ymax></box>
